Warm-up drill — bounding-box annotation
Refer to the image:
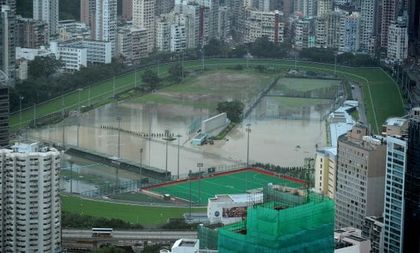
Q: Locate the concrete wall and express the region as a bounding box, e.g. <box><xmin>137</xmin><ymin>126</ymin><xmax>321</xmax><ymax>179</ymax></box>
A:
<box><xmin>201</xmin><ymin>112</ymin><xmax>229</xmax><ymax>135</ymax></box>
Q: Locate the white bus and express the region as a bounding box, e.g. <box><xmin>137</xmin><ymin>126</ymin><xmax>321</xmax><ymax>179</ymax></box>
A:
<box><xmin>92</xmin><ymin>228</ymin><xmax>113</xmax><ymax>237</ymax></box>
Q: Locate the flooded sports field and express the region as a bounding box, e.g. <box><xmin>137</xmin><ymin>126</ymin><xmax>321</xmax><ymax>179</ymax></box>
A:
<box><xmin>30</xmin><ymin>70</ymin><xmax>340</xmax><ymax>186</ymax></box>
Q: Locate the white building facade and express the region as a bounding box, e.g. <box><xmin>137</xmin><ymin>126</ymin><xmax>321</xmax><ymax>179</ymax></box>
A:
<box><xmin>0</xmin><ymin>143</ymin><xmax>61</xmax><ymax>253</ymax></box>
<box><xmin>95</xmin><ymin>0</ymin><xmax>117</xmax><ymax>55</ymax></box>
<box><xmin>387</xmin><ymin>18</ymin><xmax>408</xmax><ymax>63</ymax></box>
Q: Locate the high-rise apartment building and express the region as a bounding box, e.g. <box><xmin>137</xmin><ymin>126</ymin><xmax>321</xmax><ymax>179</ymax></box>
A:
<box><xmin>339</xmin><ymin>12</ymin><xmax>360</xmax><ymax>53</ymax></box>
<box><xmin>0</xmin><ymin>74</ymin><xmax>8</xmax><ymax>147</ymax></box>
<box><xmin>33</xmin><ymin>0</ymin><xmax>59</xmax><ymax>36</ymax></box>
<box><xmin>0</xmin><ymin>143</ymin><xmax>61</xmax><ymax>252</ymax></box>
<box><xmin>403</xmin><ymin>107</ymin><xmax>420</xmax><ymax>253</ymax></box>
<box><xmin>156</xmin><ymin>13</ymin><xmax>187</xmax><ymax>52</ymax></box>
<box><xmin>95</xmin><ymin>0</ymin><xmax>117</xmax><ymax>55</ymax></box>
<box><xmin>80</xmin><ymin>0</ymin><xmax>96</xmax><ymax>38</ymax></box>
<box><xmin>174</xmin><ymin>3</ymin><xmax>204</xmax><ymax>49</ymax></box>
<box><xmin>380</xmin><ymin>0</ymin><xmax>398</xmax><ymax>48</ymax></box>
<box><xmin>387</xmin><ymin>17</ymin><xmax>408</xmax><ymax>63</ymax></box>
<box><xmin>0</xmin><ymin>1</ymin><xmax>15</xmax><ymax>86</ymax></box>
<box><xmin>317</xmin><ymin>0</ymin><xmax>332</xmax><ymax>17</ymax></box>
<box><xmin>408</xmin><ymin>0</ymin><xmax>420</xmax><ymax>56</ymax></box>
<box><xmin>117</xmin><ymin>26</ymin><xmax>148</xmax><ymax>64</ymax></box>
<box><xmin>133</xmin><ymin>0</ymin><xmax>155</xmax><ymax>52</ymax></box>
<box><xmin>314</xmin><ymin>148</ymin><xmax>336</xmax><ymax>198</ymax></box>
<box><xmin>335</xmin><ymin>125</ymin><xmax>387</xmax><ymax>230</ymax></box>
<box><xmin>383</xmin><ymin>135</ymin><xmax>407</xmax><ymax>253</ymax></box>
<box><xmin>302</xmin><ymin>0</ymin><xmax>317</xmax><ymax>18</ymax></box>
<box><xmin>156</xmin><ymin>0</ymin><xmax>175</xmax><ymax>15</ymax></box>
<box><xmin>122</xmin><ymin>0</ymin><xmax>133</xmax><ymax>20</ymax></box>
<box><xmin>16</xmin><ymin>16</ymin><xmax>49</xmax><ymax>48</ymax></box>
<box><xmin>243</xmin><ymin>9</ymin><xmax>284</xmax><ymax>44</ymax></box>
<box><xmin>359</xmin><ymin>0</ymin><xmax>376</xmax><ymax>54</ymax></box>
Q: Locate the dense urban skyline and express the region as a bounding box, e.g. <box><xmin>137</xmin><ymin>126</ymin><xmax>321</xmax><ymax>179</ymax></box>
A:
<box><xmin>0</xmin><ymin>0</ymin><xmax>419</xmax><ymax>252</ymax></box>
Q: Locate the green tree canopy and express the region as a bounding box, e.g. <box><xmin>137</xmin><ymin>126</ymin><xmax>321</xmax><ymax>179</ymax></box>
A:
<box><xmin>28</xmin><ymin>56</ymin><xmax>62</xmax><ymax>79</ymax></box>
<box><xmin>141</xmin><ymin>69</ymin><xmax>160</xmax><ymax>91</ymax></box>
<box><xmin>217</xmin><ymin>100</ymin><xmax>245</xmax><ymax>123</ymax></box>
<box><xmin>168</xmin><ymin>63</ymin><xmax>184</xmax><ymax>83</ymax></box>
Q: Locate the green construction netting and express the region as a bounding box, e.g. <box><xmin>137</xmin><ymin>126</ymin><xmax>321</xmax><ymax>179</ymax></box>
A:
<box><xmin>217</xmin><ymin>193</ymin><xmax>335</xmax><ymax>253</ymax></box>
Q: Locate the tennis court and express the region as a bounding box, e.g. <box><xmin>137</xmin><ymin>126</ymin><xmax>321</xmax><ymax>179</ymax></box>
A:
<box><xmin>148</xmin><ymin>169</ymin><xmax>304</xmax><ymax>205</ymax></box>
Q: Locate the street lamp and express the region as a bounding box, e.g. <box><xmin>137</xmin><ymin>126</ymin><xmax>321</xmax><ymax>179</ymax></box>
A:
<box><xmin>176</xmin><ymin>134</ymin><xmax>182</xmax><ymax>179</ymax></box>
<box><xmin>19</xmin><ymin>96</ymin><xmax>24</xmax><ymax>128</ymax></box>
<box><xmin>163</xmin><ymin>130</ymin><xmax>176</xmax><ymax>178</ymax></box>
<box><xmin>246</xmin><ymin>123</ymin><xmax>251</xmax><ymax>167</ymax></box>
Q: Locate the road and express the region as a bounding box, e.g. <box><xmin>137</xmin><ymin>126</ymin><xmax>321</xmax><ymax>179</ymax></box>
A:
<box><xmin>62</xmin><ymin>229</ymin><xmax>197</xmax><ymax>241</ymax></box>
<box><xmin>351</xmin><ymin>83</ymin><xmax>368</xmax><ymax>125</ymax></box>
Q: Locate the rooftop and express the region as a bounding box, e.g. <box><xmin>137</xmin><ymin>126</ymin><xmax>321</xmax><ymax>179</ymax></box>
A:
<box><xmin>384</xmin><ymin>117</ymin><xmax>407</xmax><ymax>127</ymax></box>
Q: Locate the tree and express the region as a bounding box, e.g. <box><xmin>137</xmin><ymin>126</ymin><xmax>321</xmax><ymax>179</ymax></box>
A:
<box><xmin>142</xmin><ymin>69</ymin><xmax>160</xmax><ymax>91</ymax></box>
<box><xmin>168</xmin><ymin>63</ymin><xmax>184</xmax><ymax>83</ymax></box>
<box><xmin>203</xmin><ymin>38</ymin><xmax>228</xmax><ymax>57</ymax></box>
<box><xmin>216</xmin><ymin>100</ymin><xmax>245</xmax><ymax>123</ymax></box>
<box><xmin>28</xmin><ymin>56</ymin><xmax>62</xmax><ymax>79</ymax></box>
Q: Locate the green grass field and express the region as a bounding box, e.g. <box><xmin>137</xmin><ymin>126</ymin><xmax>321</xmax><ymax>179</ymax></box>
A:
<box><xmin>150</xmin><ymin>170</ymin><xmax>302</xmax><ymax>205</ymax></box>
<box><xmin>61</xmin><ymin>195</ymin><xmax>205</xmax><ymax>226</ymax></box>
<box><xmin>276</xmin><ymin>78</ymin><xmax>340</xmax><ymax>92</ymax></box>
<box><xmin>132</xmin><ymin>69</ymin><xmax>277</xmax><ymax>110</ymax></box>
<box><xmin>110</xmin><ymin>192</ymin><xmax>172</xmax><ymax>204</ymax></box>
<box><xmin>270</xmin><ymin>97</ymin><xmax>332</xmax><ymax>107</ymax></box>
<box><xmin>11</xmin><ymin>59</ymin><xmax>404</xmax><ymax>134</ymax></box>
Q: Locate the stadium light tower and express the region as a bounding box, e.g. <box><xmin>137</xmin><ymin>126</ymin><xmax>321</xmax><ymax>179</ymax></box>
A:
<box><xmin>197</xmin><ymin>162</ymin><xmax>203</xmax><ymax>204</ymax></box>
<box><xmin>176</xmin><ymin>134</ymin><xmax>182</xmax><ymax>179</ymax></box>
<box><xmin>163</xmin><ymin>130</ymin><xmax>176</xmax><ymax>178</ymax></box>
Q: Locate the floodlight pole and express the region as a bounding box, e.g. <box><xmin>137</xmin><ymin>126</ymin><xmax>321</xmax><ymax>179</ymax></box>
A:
<box><xmin>69</xmin><ymin>161</ymin><xmax>73</xmax><ymax>194</ymax></box>
<box><xmin>246</xmin><ymin>123</ymin><xmax>251</xmax><ymax>167</ymax></box>
<box><xmin>19</xmin><ymin>96</ymin><xmax>24</xmax><ymax>128</ymax></box>
<box><xmin>197</xmin><ymin>162</ymin><xmax>203</xmax><ymax>204</ymax></box>
<box><xmin>139</xmin><ymin>148</ymin><xmax>143</xmax><ymax>189</ymax></box>
<box><xmin>163</xmin><ymin>130</ymin><xmax>175</xmax><ymax>179</ymax></box>
<box><xmin>117</xmin><ymin>116</ymin><xmax>121</xmax><ymax>158</ymax></box>
<box><xmin>334</xmin><ymin>53</ymin><xmax>337</xmax><ymax>76</ymax></box>
<box><xmin>33</xmin><ymin>103</ymin><xmax>36</xmax><ymax>126</ymax></box>
<box><xmin>113</xmin><ymin>76</ymin><xmax>116</xmax><ymax>98</ymax></box>
<box><xmin>176</xmin><ymin>134</ymin><xmax>182</xmax><ymax>179</ymax></box>
<box><xmin>189</xmin><ymin>172</ymin><xmax>192</xmax><ymax>219</ymax></box>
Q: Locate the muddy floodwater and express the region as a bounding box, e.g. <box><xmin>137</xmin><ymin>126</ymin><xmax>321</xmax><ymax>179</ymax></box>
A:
<box><xmin>32</xmin><ymin>96</ymin><xmax>331</xmax><ymax>178</ymax></box>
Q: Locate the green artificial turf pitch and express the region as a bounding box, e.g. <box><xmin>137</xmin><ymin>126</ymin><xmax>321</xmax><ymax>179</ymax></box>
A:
<box><xmin>150</xmin><ymin>169</ymin><xmax>302</xmax><ymax>205</ymax></box>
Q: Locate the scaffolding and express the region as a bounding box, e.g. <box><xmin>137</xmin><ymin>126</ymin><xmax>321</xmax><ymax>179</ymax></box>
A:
<box><xmin>199</xmin><ymin>186</ymin><xmax>334</xmax><ymax>253</ymax></box>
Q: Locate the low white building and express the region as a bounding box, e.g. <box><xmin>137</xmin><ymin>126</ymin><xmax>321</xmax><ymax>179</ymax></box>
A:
<box><xmin>207</xmin><ymin>193</ymin><xmax>263</xmax><ymax>225</ymax></box>
<box><xmin>335</xmin><ymin>227</ymin><xmax>371</xmax><ymax>253</ymax></box>
<box><xmin>59</xmin><ymin>40</ymin><xmax>112</xmax><ymax>64</ymax></box>
<box><xmin>15</xmin><ymin>46</ymin><xmax>54</xmax><ymax>61</ymax></box>
<box><xmin>171</xmin><ymin>239</ymin><xmax>199</xmax><ymax>253</ymax></box>
<box><xmin>50</xmin><ymin>41</ymin><xmax>87</xmax><ymax>71</ymax></box>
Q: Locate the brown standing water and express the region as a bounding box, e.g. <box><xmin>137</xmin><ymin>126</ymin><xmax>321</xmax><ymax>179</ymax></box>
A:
<box><xmin>31</xmin><ymin>95</ymin><xmax>331</xmax><ymax>178</ymax></box>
